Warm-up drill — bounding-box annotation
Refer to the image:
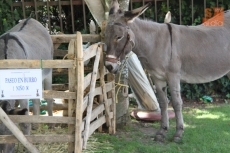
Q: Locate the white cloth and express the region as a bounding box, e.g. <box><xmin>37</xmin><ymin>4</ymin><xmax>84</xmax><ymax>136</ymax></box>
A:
<box><xmin>127</xmin><ymin>52</ymin><xmax>159</xmax><ymax>111</ymax></box>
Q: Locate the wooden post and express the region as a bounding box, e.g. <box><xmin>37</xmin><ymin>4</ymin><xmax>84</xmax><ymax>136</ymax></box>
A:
<box><xmin>99</xmin><ymin>44</ymin><xmax>111</xmax><ymax>132</ymax></box>
<box><xmin>111</xmin><ymin>81</ymin><xmax>116</xmax><ymax>134</ymax></box>
<box><xmin>75</xmin><ymin>32</ymin><xmax>84</xmax><ymax>153</ymax></box>
<box><xmin>68</xmin><ymin>39</ymin><xmax>76</xmax><ymax>153</ymax></box>
<box><xmin>0</xmin><ymin>108</ymin><xmax>39</xmax><ymax>153</ymax></box>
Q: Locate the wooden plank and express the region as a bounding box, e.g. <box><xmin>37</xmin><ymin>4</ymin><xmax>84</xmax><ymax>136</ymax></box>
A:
<box><xmin>0</xmin><ymin>107</ymin><xmax>39</xmax><ymax>153</ymax></box>
<box><xmin>43</xmin><ymin>90</ymin><xmax>75</xmax><ymax>99</ymax></box>
<box><xmin>0</xmin><ymin>60</ymin><xmax>74</xmax><ymax>69</ymax></box>
<box><xmin>84</xmin><ymin>67</ymin><xmax>108</xmax><ymax>90</ymax></box>
<box><xmin>89</xmin><ymin>98</ymin><xmax>112</xmax><ymax>122</ymax></box>
<box><xmin>29</xmin><ymin>103</ymin><xmax>68</xmax><ymax>111</ymax></box>
<box><xmin>52</xmin><ymin>83</ymin><xmax>69</xmax><ymax>91</ymax></box>
<box><xmin>0</xmin><ymin>116</ymin><xmax>75</xmax><ymax>124</ymax></box>
<box><xmin>54</xmin><ymin>49</ymin><xmax>68</xmax><ymax>57</ymax></box>
<box><xmin>53</xmin><ymin>68</ymin><xmax>68</xmax><ymax>74</ymax></box>
<box><xmin>99</xmin><ymin>44</ymin><xmax>111</xmax><ymax>130</ymax></box>
<box><xmin>83</xmin><ymin>45</ymin><xmax>101</xmax><ymax>149</ymax></box>
<box><xmin>83</xmin><ymin>43</ymin><xmax>98</xmax><ymax>62</ymax></box>
<box><xmin>111</xmin><ymin>82</ymin><xmax>116</xmax><ymax>134</ymax></box>
<box><xmin>82</xmin><ymin>94</ymin><xmax>88</xmax><ymax>112</ymax></box>
<box><xmin>51</xmin><ymin>34</ymin><xmax>100</xmax><ymax>43</ymax></box>
<box><xmin>82</xmin><ymin>83</ymin><xmax>113</xmax><ymax>112</ymax></box>
<box><xmin>94</xmin><ymin>82</ymin><xmax>113</xmax><ymax>96</ymax></box>
<box><xmin>88</xmin><ymin>116</ymin><xmax>106</xmax><ymax>137</ymax></box>
<box><xmin>67</xmin><ymin>39</ymin><xmax>76</xmax><ymax>153</ymax></box>
<box><xmin>75</xmin><ymin>32</ymin><xmax>84</xmax><ymax>153</ymax></box>
<box><xmin>90</xmin><ymin>103</ymin><xmax>105</xmax><ymax>122</ymax></box>
<box><xmin>0</xmin><ymin>135</ymin><xmax>74</xmax><ymax>143</ymax></box>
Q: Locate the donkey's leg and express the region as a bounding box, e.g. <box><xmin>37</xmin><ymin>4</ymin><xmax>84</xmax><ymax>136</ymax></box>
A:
<box><xmin>153</xmin><ymin>79</ymin><xmax>169</xmax><ymax>141</ymax></box>
<box><xmin>18</xmin><ymin>100</ymin><xmax>31</xmax><ymax>135</ymax></box>
<box><xmin>44</xmin><ymin>70</ymin><xmax>54</xmax><ymax>128</ymax></box>
<box><xmin>31</xmin><ymin>99</ymin><xmax>40</xmax><ymax>130</ymax></box>
<box><xmin>44</xmin><ymin>71</ymin><xmax>53</xmax><ymax>117</ymax></box>
<box><xmin>168</xmin><ymin>74</ymin><xmax>184</xmax><ymax>142</ymax></box>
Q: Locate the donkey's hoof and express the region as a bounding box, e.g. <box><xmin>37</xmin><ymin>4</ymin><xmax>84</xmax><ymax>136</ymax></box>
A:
<box><xmin>154</xmin><ymin>134</ymin><xmax>165</xmax><ymax>142</ymax></box>
<box><xmin>173</xmin><ymin>136</ymin><xmax>182</xmax><ymax>143</ymax></box>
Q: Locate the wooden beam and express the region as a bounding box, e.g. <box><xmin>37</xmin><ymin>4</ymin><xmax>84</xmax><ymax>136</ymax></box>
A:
<box><xmin>83</xmin><ymin>44</ymin><xmax>101</xmax><ymax>149</ymax></box>
<box><xmin>29</xmin><ymin>103</ymin><xmax>68</xmax><ymax>111</ymax></box>
<box><xmin>43</xmin><ymin>90</ymin><xmax>75</xmax><ymax>99</ymax></box>
<box><xmin>0</xmin><ymin>107</ymin><xmax>39</xmax><ymax>153</ymax></box>
<box><xmin>0</xmin><ymin>60</ymin><xmax>73</xmax><ymax>69</ymax></box>
<box><xmin>1</xmin><ymin>116</ymin><xmax>75</xmax><ymax>124</ymax></box>
<box><xmin>67</xmin><ymin>38</ymin><xmax>76</xmax><ymax>153</ymax></box>
<box><xmin>51</xmin><ymin>34</ymin><xmax>101</xmax><ymax>43</ymax></box>
<box><xmin>0</xmin><ymin>135</ymin><xmax>74</xmax><ymax>143</ymax></box>
<box><xmin>75</xmin><ymin>31</ymin><xmax>84</xmax><ymax>153</ymax></box>
<box><xmin>52</xmin><ymin>83</ymin><xmax>69</xmax><ymax>91</ymax></box>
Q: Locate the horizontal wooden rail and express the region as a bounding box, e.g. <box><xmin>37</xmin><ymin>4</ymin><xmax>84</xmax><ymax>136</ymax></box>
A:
<box><xmin>43</xmin><ymin>90</ymin><xmax>75</xmax><ymax>99</ymax></box>
<box><xmin>0</xmin><ymin>135</ymin><xmax>74</xmax><ymax>143</ymax></box>
<box><xmin>0</xmin><ymin>116</ymin><xmax>75</xmax><ymax>124</ymax></box>
<box><xmin>51</xmin><ymin>34</ymin><xmax>100</xmax><ymax>43</ymax></box>
<box><xmin>52</xmin><ymin>84</ymin><xmax>69</xmax><ymax>91</ymax></box>
<box><xmin>0</xmin><ymin>60</ymin><xmax>74</xmax><ymax>69</ymax></box>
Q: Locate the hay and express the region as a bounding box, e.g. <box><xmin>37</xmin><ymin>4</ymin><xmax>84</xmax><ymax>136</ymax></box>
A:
<box><xmin>15</xmin><ymin>124</ymin><xmax>68</xmax><ymax>153</ymax></box>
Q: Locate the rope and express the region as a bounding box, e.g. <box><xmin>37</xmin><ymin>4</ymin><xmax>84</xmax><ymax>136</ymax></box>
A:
<box><xmin>115</xmin><ymin>52</ymin><xmax>134</xmax><ymax>103</ymax></box>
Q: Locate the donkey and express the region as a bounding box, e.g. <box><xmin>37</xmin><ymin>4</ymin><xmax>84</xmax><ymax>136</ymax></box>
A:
<box><xmin>0</xmin><ymin>18</ymin><xmax>53</xmax><ymax>152</ymax></box>
<box><xmin>0</xmin><ymin>101</ymin><xmax>28</xmax><ymax>153</ymax></box>
<box><xmin>104</xmin><ymin>1</ymin><xmax>230</xmax><ymax>142</ymax></box>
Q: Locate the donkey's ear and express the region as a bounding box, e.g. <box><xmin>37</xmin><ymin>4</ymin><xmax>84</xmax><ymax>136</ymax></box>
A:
<box><xmin>124</xmin><ymin>3</ymin><xmax>152</xmax><ymax>23</ymax></box>
<box><xmin>164</xmin><ymin>11</ymin><xmax>171</xmax><ymax>23</ymax></box>
<box><xmin>109</xmin><ymin>0</ymin><xmax>120</xmax><ymax>15</ymax></box>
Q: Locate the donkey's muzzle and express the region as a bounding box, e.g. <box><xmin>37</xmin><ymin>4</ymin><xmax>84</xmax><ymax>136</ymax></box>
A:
<box><xmin>105</xmin><ymin>61</ymin><xmax>119</xmax><ymax>74</ymax></box>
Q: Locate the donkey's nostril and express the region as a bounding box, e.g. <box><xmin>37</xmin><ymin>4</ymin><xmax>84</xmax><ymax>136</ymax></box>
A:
<box><xmin>106</xmin><ymin>65</ymin><xmax>113</xmax><ymax>72</ymax></box>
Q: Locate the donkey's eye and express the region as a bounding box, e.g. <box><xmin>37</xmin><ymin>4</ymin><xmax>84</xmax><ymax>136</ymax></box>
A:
<box><xmin>116</xmin><ymin>36</ymin><xmax>123</xmax><ymax>41</ymax></box>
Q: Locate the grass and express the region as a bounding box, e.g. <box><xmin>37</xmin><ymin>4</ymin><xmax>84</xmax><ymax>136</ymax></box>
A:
<box><xmin>84</xmin><ymin>104</ymin><xmax>230</xmax><ymax>153</ymax></box>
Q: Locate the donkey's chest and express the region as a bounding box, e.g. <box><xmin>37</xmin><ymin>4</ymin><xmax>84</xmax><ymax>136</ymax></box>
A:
<box><xmin>137</xmin><ymin>56</ymin><xmax>167</xmax><ymax>80</ymax></box>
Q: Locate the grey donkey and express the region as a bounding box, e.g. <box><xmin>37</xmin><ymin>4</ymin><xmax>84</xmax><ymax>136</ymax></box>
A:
<box><xmin>0</xmin><ymin>18</ymin><xmax>53</xmax><ymax>152</ymax></box>
<box><xmin>104</xmin><ymin>1</ymin><xmax>230</xmax><ymax>142</ymax></box>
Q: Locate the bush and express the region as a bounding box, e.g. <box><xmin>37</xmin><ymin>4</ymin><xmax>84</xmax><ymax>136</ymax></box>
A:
<box><xmin>0</xmin><ymin>0</ymin><xmax>21</xmax><ymax>35</ymax></box>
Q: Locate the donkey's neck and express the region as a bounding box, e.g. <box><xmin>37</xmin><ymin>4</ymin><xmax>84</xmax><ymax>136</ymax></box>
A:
<box><xmin>128</xmin><ymin>18</ymin><xmax>166</xmax><ymax>57</ymax></box>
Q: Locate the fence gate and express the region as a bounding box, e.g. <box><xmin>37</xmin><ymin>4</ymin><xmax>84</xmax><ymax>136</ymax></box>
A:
<box><xmin>0</xmin><ymin>32</ymin><xmax>115</xmax><ymax>153</ymax></box>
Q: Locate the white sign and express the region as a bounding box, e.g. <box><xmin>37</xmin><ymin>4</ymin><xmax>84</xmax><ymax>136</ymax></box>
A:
<box><xmin>0</xmin><ymin>69</ymin><xmax>42</xmax><ymax>99</ymax></box>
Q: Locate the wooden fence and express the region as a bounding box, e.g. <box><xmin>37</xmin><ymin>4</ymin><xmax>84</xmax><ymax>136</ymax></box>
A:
<box><xmin>0</xmin><ymin>32</ymin><xmax>115</xmax><ymax>153</ymax></box>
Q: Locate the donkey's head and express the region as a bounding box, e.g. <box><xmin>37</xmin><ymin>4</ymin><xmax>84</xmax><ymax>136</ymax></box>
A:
<box><xmin>104</xmin><ymin>1</ymin><xmax>151</xmax><ymax>73</ymax></box>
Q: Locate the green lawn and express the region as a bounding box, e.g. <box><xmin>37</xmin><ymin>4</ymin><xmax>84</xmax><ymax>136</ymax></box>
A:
<box><xmin>84</xmin><ymin>104</ymin><xmax>230</xmax><ymax>153</ymax></box>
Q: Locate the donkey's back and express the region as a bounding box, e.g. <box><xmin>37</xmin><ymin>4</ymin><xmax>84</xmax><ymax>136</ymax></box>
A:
<box><xmin>0</xmin><ymin>18</ymin><xmax>53</xmax><ymax>61</ymax></box>
<box><xmin>0</xmin><ymin>18</ymin><xmax>53</xmax><ymax>153</ymax></box>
